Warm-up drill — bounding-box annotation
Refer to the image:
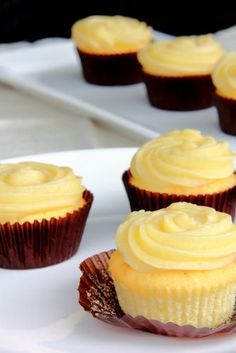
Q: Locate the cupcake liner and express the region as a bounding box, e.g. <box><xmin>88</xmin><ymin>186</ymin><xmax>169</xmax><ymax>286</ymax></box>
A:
<box><xmin>77</xmin><ymin>48</ymin><xmax>142</xmax><ymax>85</ymax></box>
<box><xmin>142</xmin><ymin>71</ymin><xmax>214</xmax><ymax>110</ymax></box>
<box><xmin>78</xmin><ymin>250</ymin><xmax>236</xmax><ymax>338</ymax></box>
<box><xmin>214</xmin><ymin>92</ymin><xmax>236</xmax><ymax>136</ymax></box>
<box><xmin>122</xmin><ymin>170</ymin><xmax>236</xmax><ymax>221</ymax></box>
<box><xmin>0</xmin><ymin>190</ymin><xmax>93</xmax><ymax>269</ymax></box>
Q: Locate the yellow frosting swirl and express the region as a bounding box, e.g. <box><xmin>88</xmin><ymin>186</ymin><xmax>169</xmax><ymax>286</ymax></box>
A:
<box><xmin>137</xmin><ymin>34</ymin><xmax>224</xmax><ymax>76</ymax></box>
<box><xmin>0</xmin><ymin>162</ymin><xmax>85</xmax><ymax>223</ymax></box>
<box><xmin>71</xmin><ymin>15</ymin><xmax>152</xmax><ymax>54</ymax></box>
<box><xmin>130</xmin><ymin>129</ymin><xmax>236</xmax><ymax>195</ymax></box>
<box><xmin>116</xmin><ymin>202</ymin><xmax>236</xmax><ymax>271</ymax></box>
<box><xmin>212</xmin><ymin>52</ymin><xmax>236</xmax><ymax>99</ymax></box>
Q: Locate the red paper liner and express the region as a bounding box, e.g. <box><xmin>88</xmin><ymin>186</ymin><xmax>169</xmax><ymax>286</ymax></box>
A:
<box><xmin>76</xmin><ymin>48</ymin><xmax>142</xmax><ymax>85</ymax></box>
<box><xmin>0</xmin><ymin>190</ymin><xmax>93</xmax><ymax>269</ymax></box>
<box><xmin>78</xmin><ymin>250</ymin><xmax>236</xmax><ymax>338</ymax></box>
<box><xmin>122</xmin><ymin>170</ymin><xmax>236</xmax><ymax>221</ymax></box>
<box><xmin>142</xmin><ymin>71</ymin><xmax>214</xmax><ymax>110</ymax></box>
<box><xmin>213</xmin><ymin>92</ymin><xmax>236</xmax><ymax>136</ymax></box>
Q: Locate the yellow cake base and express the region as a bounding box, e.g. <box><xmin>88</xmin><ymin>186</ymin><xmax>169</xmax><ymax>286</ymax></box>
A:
<box><xmin>109</xmin><ymin>251</ymin><xmax>236</xmax><ymax>328</ymax></box>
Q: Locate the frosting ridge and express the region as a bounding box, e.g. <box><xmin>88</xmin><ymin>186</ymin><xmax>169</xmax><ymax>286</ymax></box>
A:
<box><xmin>0</xmin><ymin>162</ymin><xmax>85</xmax><ymax>223</ymax></box>
<box><xmin>130</xmin><ymin>129</ymin><xmax>236</xmax><ymax>194</ymax></box>
<box><xmin>137</xmin><ymin>34</ymin><xmax>224</xmax><ymax>76</ymax></box>
<box><xmin>116</xmin><ymin>202</ymin><xmax>236</xmax><ymax>271</ymax></box>
<box><xmin>212</xmin><ymin>52</ymin><xmax>236</xmax><ymax>99</ymax></box>
<box><xmin>71</xmin><ymin>15</ymin><xmax>152</xmax><ymax>54</ymax></box>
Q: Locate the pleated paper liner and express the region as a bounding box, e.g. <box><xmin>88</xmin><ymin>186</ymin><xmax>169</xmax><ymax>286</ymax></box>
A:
<box><xmin>78</xmin><ymin>250</ymin><xmax>236</xmax><ymax>338</ymax></box>
<box><xmin>142</xmin><ymin>71</ymin><xmax>214</xmax><ymax>110</ymax></box>
<box><xmin>77</xmin><ymin>48</ymin><xmax>142</xmax><ymax>85</ymax></box>
<box><xmin>214</xmin><ymin>92</ymin><xmax>236</xmax><ymax>136</ymax></box>
<box><xmin>122</xmin><ymin>170</ymin><xmax>236</xmax><ymax>221</ymax></box>
<box><xmin>0</xmin><ymin>190</ymin><xmax>93</xmax><ymax>269</ymax></box>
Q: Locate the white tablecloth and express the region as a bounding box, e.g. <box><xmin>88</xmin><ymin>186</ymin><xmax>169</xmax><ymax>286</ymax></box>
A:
<box><xmin>0</xmin><ymin>83</ymin><xmax>139</xmax><ymax>160</ymax></box>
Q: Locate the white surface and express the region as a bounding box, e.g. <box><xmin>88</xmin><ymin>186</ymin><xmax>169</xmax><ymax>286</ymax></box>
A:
<box><xmin>0</xmin><ymin>28</ymin><xmax>235</xmax><ymax>146</ymax></box>
<box><xmin>0</xmin><ymin>74</ymin><xmax>140</xmax><ymax>160</ymax></box>
<box><xmin>0</xmin><ymin>39</ymin><xmax>149</xmax><ymax>162</ymax></box>
<box><xmin>1</xmin><ymin>148</ymin><xmax>236</xmax><ymax>353</ymax></box>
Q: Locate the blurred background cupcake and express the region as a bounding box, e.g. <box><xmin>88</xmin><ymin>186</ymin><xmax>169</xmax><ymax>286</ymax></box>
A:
<box><xmin>71</xmin><ymin>15</ymin><xmax>153</xmax><ymax>85</ymax></box>
<box><xmin>212</xmin><ymin>52</ymin><xmax>236</xmax><ymax>135</ymax></box>
<box><xmin>137</xmin><ymin>34</ymin><xmax>224</xmax><ymax>110</ymax></box>
<box><xmin>0</xmin><ymin>161</ymin><xmax>93</xmax><ymax>269</ymax></box>
<box><xmin>123</xmin><ymin>129</ymin><xmax>236</xmax><ymax>219</ymax></box>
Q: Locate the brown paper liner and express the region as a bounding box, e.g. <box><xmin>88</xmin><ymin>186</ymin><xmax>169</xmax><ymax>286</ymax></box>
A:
<box><xmin>142</xmin><ymin>71</ymin><xmax>214</xmax><ymax>110</ymax></box>
<box><xmin>0</xmin><ymin>190</ymin><xmax>93</xmax><ymax>269</ymax></box>
<box><xmin>214</xmin><ymin>92</ymin><xmax>236</xmax><ymax>136</ymax></box>
<box><xmin>78</xmin><ymin>250</ymin><xmax>236</xmax><ymax>338</ymax></box>
<box><xmin>123</xmin><ymin>170</ymin><xmax>236</xmax><ymax>221</ymax></box>
<box><xmin>77</xmin><ymin>48</ymin><xmax>142</xmax><ymax>85</ymax></box>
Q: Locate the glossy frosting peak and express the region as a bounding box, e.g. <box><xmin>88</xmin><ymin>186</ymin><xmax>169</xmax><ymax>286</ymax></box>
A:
<box><xmin>130</xmin><ymin>129</ymin><xmax>236</xmax><ymax>194</ymax></box>
<box><xmin>137</xmin><ymin>34</ymin><xmax>224</xmax><ymax>76</ymax></box>
<box><xmin>212</xmin><ymin>52</ymin><xmax>236</xmax><ymax>99</ymax></box>
<box><xmin>0</xmin><ymin>162</ymin><xmax>85</xmax><ymax>223</ymax></box>
<box><xmin>71</xmin><ymin>15</ymin><xmax>152</xmax><ymax>54</ymax></box>
<box><xmin>116</xmin><ymin>202</ymin><xmax>236</xmax><ymax>271</ymax></box>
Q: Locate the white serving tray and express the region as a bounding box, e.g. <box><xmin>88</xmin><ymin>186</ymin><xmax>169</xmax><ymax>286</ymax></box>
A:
<box><xmin>1</xmin><ymin>148</ymin><xmax>236</xmax><ymax>353</ymax></box>
<box><xmin>0</xmin><ymin>29</ymin><xmax>236</xmax><ymax>144</ymax></box>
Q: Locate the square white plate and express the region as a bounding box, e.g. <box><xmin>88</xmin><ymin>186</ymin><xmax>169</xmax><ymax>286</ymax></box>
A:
<box><xmin>0</xmin><ymin>29</ymin><xmax>236</xmax><ymax>145</ymax></box>
<box><xmin>1</xmin><ymin>148</ymin><xmax>236</xmax><ymax>353</ymax></box>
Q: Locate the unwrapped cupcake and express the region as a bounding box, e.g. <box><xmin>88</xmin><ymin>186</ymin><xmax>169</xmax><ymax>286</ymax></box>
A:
<box><xmin>122</xmin><ymin>129</ymin><xmax>236</xmax><ymax>219</ymax></box>
<box><xmin>79</xmin><ymin>202</ymin><xmax>236</xmax><ymax>337</ymax></box>
<box><xmin>137</xmin><ymin>34</ymin><xmax>224</xmax><ymax>110</ymax></box>
<box><xmin>0</xmin><ymin>162</ymin><xmax>93</xmax><ymax>269</ymax></box>
<box><xmin>212</xmin><ymin>52</ymin><xmax>236</xmax><ymax>135</ymax></box>
<box><xmin>71</xmin><ymin>15</ymin><xmax>152</xmax><ymax>85</ymax></box>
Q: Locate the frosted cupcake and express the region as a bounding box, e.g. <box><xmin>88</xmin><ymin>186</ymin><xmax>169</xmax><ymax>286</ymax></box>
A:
<box><xmin>122</xmin><ymin>129</ymin><xmax>236</xmax><ymax>219</ymax></box>
<box><xmin>137</xmin><ymin>34</ymin><xmax>224</xmax><ymax>110</ymax></box>
<box><xmin>0</xmin><ymin>162</ymin><xmax>93</xmax><ymax>269</ymax></box>
<box><xmin>109</xmin><ymin>202</ymin><xmax>236</xmax><ymax>329</ymax></box>
<box><xmin>71</xmin><ymin>15</ymin><xmax>152</xmax><ymax>85</ymax></box>
<box><xmin>212</xmin><ymin>52</ymin><xmax>236</xmax><ymax>135</ymax></box>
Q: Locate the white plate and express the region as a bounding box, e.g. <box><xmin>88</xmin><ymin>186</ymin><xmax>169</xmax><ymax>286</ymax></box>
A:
<box><xmin>1</xmin><ymin>148</ymin><xmax>236</xmax><ymax>353</ymax></box>
<box><xmin>0</xmin><ymin>29</ymin><xmax>236</xmax><ymax>145</ymax></box>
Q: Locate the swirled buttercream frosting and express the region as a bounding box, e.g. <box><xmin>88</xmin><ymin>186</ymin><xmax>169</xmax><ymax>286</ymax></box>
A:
<box><xmin>137</xmin><ymin>34</ymin><xmax>224</xmax><ymax>76</ymax></box>
<box><xmin>212</xmin><ymin>52</ymin><xmax>236</xmax><ymax>99</ymax></box>
<box><xmin>116</xmin><ymin>202</ymin><xmax>236</xmax><ymax>271</ymax></box>
<box><xmin>71</xmin><ymin>15</ymin><xmax>152</xmax><ymax>54</ymax></box>
<box><xmin>0</xmin><ymin>162</ymin><xmax>85</xmax><ymax>223</ymax></box>
<box><xmin>130</xmin><ymin>129</ymin><xmax>236</xmax><ymax>195</ymax></box>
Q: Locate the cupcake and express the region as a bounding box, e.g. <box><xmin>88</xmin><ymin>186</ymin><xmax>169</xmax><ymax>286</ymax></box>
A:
<box><xmin>0</xmin><ymin>162</ymin><xmax>93</xmax><ymax>269</ymax></box>
<box><xmin>109</xmin><ymin>203</ymin><xmax>236</xmax><ymax>329</ymax></box>
<box><xmin>212</xmin><ymin>52</ymin><xmax>236</xmax><ymax>135</ymax></box>
<box><xmin>79</xmin><ymin>202</ymin><xmax>236</xmax><ymax>337</ymax></box>
<box><xmin>137</xmin><ymin>34</ymin><xmax>224</xmax><ymax>110</ymax></box>
<box><xmin>122</xmin><ymin>129</ymin><xmax>236</xmax><ymax>219</ymax></box>
<box><xmin>71</xmin><ymin>15</ymin><xmax>152</xmax><ymax>85</ymax></box>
